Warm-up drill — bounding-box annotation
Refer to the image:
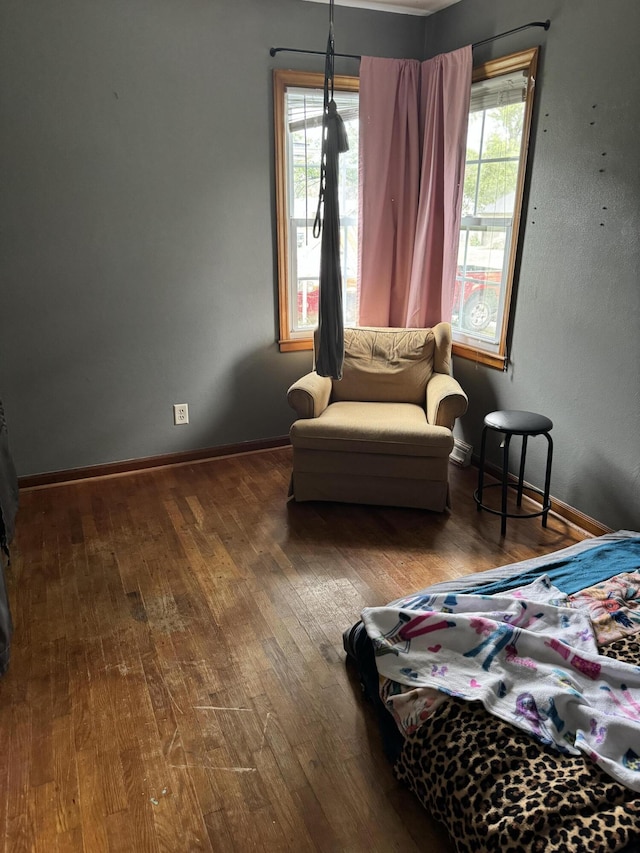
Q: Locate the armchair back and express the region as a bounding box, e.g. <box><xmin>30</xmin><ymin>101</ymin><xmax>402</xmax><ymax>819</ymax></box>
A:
<box><xmin>314</xmin><ymin>324</ymin><xmax>453</xmax><ymax>406</ymax></box>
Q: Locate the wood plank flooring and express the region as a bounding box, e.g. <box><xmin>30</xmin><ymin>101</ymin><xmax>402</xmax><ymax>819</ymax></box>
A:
<box><xmin>0</xmin><ymin>448</ymin><xmax>590</xmax><ymax>852</ymax></box>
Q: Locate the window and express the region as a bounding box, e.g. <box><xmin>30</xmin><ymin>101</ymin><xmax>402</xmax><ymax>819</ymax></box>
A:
<box><xmin>274</xmin><ymin>70</ymin><xmax>359</xmax><ymax>352</ymax></box>
<box><xmin>274</xmin><ymin>52</ymin><xmax>536</xmax><ymax>364</ymax></box>
<box><xmin>451</xmin><ymin>48</ymin><xmax>539</xmax><ymax>369</ymax></box>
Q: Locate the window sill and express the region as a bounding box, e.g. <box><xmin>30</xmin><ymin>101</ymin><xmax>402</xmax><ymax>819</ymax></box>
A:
<box><xmin>279</xmin><ymin>338</ymin><xmax>313</xmax><ymax>353</ymax></box>
<box><xmin>452</xmin><ymin>341</ymin><xmax>507</xmax><ymax>371</ymax></box>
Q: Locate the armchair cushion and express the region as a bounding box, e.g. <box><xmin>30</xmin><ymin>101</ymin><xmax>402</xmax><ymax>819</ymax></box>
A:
<box><xmin>331</xmin><ymin>328</ymin><xmax>434</xmax><ymax>405</ymax></box>
<box><xmin>290</xmin><ymin>402</ymin><xmax>453</xmax><ymax>457</ymax></box>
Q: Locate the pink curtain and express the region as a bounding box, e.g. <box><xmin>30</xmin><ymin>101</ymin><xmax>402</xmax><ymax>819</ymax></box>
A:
<box><xmin>358</xmin><ymin>47</ymin><xmax>472</xmax><ymax>328</ymax></box>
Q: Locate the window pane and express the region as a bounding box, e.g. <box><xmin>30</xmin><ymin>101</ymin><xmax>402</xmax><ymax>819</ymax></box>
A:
<box><xmin>462</xmin><ymin>162</ymin><xmax>479</xmax><ymax>217</ymax></box>
<box><xmin>293</xmin><ymin>226</ymin><xmax>321</xmax><ymax>330</ymax></box>
<box><xmin>476</xmin><ymin>159</ymin><xmax>517</xmax><ymax>221</ymax></box>
<box><xmin>454</xmin><ymin>229</ymin><xmax>502</xmax><ymax>340</ymax></box>
<box><xmin>466</xmin><ymin>112</ymin><xmax>483</xmax><ymax>161</ymax></box>
<box><xmin>291</xmin><ymin>221</ymin><xmax>359</xmax><ymax>331</ymax></box>
<box><xmin>481</xmin><ymin>104</ymin><xmax>524</xmax><ymax>161</ymax></box>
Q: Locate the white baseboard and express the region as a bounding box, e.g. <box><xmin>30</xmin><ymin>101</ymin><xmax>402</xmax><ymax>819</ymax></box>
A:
<box><xmin>450</xmin><ymin>438</ymin><xmax>473</xmax><ymax>467</ymax></box>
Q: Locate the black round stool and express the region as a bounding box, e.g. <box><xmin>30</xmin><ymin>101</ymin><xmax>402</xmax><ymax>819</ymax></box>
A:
<box><xmin>474</xmin><ymin>410</ymin><xmax>553</xmax><ymax>536</ymax></box>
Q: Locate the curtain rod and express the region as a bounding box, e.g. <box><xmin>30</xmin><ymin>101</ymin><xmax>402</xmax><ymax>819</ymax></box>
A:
<box><xmin>269</xmin><ymin>18</ymin><xmax>550</xmax><ymax>60</ymax></box>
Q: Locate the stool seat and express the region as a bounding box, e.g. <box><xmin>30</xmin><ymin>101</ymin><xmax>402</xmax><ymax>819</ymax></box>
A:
<box><xmin>484</xmin><ymin>410</ymin><xmax>553</xmax><ymax>435</ymax></box>
<box><xmin>475</xmin><ymin>409</ymin><xmax>553</xmax><ymax>536</ymax></box>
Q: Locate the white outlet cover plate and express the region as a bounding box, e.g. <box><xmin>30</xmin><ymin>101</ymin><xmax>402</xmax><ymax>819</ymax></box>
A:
<box><xmin>173</xmin><ymin>404</ymin><xmax>189</xmax><ymax>425</ymax></box>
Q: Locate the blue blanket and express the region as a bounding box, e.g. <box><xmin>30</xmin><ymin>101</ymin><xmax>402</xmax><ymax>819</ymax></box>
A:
<box><xmin>467</xmin><ymin>540</ymin><xmax>640</xmax><ymax>597</ymax></box>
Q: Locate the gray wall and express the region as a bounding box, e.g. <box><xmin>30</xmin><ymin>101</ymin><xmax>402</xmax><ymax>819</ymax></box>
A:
<box><xmin>426</xmin><ymin>0</ymin><xmax>640</xmax><ymax>531</ymax></box>
<box><xmin>0</xmin><ymin>0</ymin><xmax>422</xmax><ymax>475</ymax></box>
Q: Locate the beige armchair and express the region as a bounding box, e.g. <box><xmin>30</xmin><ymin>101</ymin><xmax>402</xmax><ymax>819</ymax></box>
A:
<box><xmin>286</xmin><ymin>324</ymin><xmax>468</xmax><ymax>511</ymax></box>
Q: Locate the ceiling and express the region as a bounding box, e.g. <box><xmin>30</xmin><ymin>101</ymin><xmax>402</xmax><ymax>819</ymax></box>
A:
<box><xmin>302</xmin><ymin>0</ymin><xmax>462</xmax><ymax>16</ymax></box>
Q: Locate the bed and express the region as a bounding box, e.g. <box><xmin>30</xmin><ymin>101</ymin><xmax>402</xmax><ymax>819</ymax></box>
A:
<box><xmin>344</xmin><ymin>531</ymin><xmax>640</xmax><ymax>853</ymax></box>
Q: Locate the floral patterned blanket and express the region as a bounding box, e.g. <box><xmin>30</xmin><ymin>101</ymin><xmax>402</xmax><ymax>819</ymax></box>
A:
<box><xmin>569</xmin><ymin>571</ymin><xmax>640</xmax><ymax>644</ymax></box>
<box><xmin>362</xmin><ymin>576</ymin><xmax>640</xmax><ymax>792</ymax></box>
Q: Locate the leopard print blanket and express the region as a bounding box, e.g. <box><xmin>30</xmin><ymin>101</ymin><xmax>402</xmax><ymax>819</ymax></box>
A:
<box><xmin>394</xmin><ymin>635</ymin><xmax>640</xmax><ymax>852</ymax></box>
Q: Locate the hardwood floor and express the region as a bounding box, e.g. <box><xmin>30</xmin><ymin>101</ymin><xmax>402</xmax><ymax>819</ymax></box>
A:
<box><xmin>0</xmin><ymin>448</ymin><xmax>590</xmax><ymax>852</ymax></box>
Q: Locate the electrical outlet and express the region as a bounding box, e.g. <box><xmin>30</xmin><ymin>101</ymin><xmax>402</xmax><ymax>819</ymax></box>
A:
<box><xmin>173</xmin><ymin>403</ymin><xmax>189</xmax><ymax>425</ymax></box>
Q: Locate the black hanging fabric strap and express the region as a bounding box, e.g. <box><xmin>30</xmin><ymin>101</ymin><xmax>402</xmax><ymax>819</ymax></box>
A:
<box><xmin>313</xmin><ymin>1</ymin><xmax>336</xmax><ymax>240</ymax></box>
<box><xmin>313</xmin><ymin>0</ymin><xmax>349</xmax><ymax>379</ymax></box>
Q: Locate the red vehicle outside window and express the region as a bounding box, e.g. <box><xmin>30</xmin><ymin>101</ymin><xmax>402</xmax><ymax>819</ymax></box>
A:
<box><xmin>452</xmin><ymin>267</ymin><xmax>502</xmax><ymax>335</ymax></box>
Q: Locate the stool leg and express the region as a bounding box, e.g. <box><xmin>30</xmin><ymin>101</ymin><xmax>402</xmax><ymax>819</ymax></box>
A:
<box><xmin>542</xmin><ymin>433</ymin><xmax>553</xmax><ymax>527</ymax></box>
<box><xmin>517</xmin><ymin>435</ymin><xmax>528</xmax><ymax>506</ymax></box>
<box><xmin>501</xmin><ymin>433</ymin><xmax>511</xmax><ymax>536</ymax></box>
<box><xmin>476</xmin><ymin>426</ymin><xmax>488</xmax><ymax>511</ymax></box>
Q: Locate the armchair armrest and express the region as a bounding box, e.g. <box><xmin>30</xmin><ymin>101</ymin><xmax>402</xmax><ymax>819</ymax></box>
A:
<box><xmin>426</xmin><ymin>373</ymin><xmax>468</xmax><ymax>429</ymax></box>
<box><xmin>287</xmin><ymin>372</ymin><xmax>332</xmax><ymax>419</ymax></box>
